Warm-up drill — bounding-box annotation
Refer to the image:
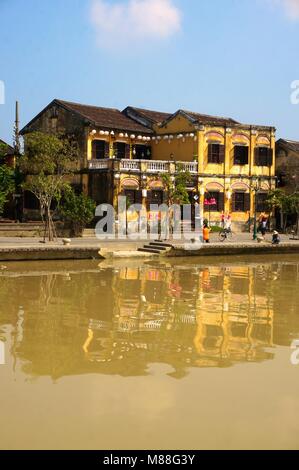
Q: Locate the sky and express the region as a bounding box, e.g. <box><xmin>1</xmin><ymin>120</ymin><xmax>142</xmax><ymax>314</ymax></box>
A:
<box><xmin>1</xmin><ymin>0</ymin><xmax>299</xmax><ymax>144</ymax></box>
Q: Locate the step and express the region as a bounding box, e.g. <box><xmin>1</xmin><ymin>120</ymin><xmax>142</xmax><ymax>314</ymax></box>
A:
<box><xmin>151</xmin><ymin>241</ymin><xmax>173</xmax><ymax>248</ymax></box>
<box><xmin>143</xmin><ymin>245</ymin><xmax>167</xmax><ymax>251</ymax></box>
<box><xmin>137</xmin><ymin>248</ymin><xmax>161</xmax><ymax>254</ymax></box>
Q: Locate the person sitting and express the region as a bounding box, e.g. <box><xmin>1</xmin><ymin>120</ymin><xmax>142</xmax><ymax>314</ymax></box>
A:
<box><xmin>272</xmin><ymin>231</ymin><xmax>281</xmax><ymax>245</ymax></box>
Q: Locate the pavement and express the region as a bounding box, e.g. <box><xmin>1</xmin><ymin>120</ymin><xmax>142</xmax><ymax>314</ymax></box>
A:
<box><xmin>0</xmin><ymin>232</ymin><xmax>298</xmax><ymax>249</ymax></box>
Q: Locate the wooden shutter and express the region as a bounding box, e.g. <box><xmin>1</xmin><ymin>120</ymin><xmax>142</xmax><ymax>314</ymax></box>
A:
<box><xmin>255</xmin><ymin>147</ymin><xmax>260</xmax><ymax>166</ymax></box>
<box><xmin>244</xmin><ymin>193</ymin><xmax>251</xmax><ymax>212</ymax></box>
<box><xmin>92</xmin><ymin>141</ymin><xmax>96</xmax><ymax>160</ymax></box>
<box><xmin>231</xmin><ymin>193</ymin><xmax>236</xmax><ymax>212</ymax></box>
<box><xmin>208</xmin><ymin>145</ymin><xmax>213</xmax><ymax>163</ymax></box>
<box><xmin>105</xmin><ymin>142</ymin><xmax>110</xmax><ymax>159</ymax></box>
<box><xmin>218</xmin><ymin>192</ymin><xmax>225</xmax><ymax>212</ymax></box>
<box><xmin>135</xmin><ymin>190</ymin><xmax>143</xmax><ymax>205</ymax></box>
<box><xmin>267</xmin><ymin>148</ymin><xmax>273</xmax><ymax>166</ymax></box>
<box><xmin>219</xmin><ymin>145</ymin><xmax>225</xmax><ymax>164</ymax></box>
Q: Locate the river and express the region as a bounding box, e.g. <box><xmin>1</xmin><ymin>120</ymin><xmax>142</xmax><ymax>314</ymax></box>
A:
<box><xmin>0</xmin><ymin>255</ymin><xmax>299</xmax><ymax>450</ymax></box>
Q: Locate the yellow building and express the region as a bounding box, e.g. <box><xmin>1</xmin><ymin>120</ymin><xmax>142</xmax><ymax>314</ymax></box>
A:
<box><xmin>21</xmin><ymin>100</ymin><xmax>276</xmax><ymax>230</ymax></box>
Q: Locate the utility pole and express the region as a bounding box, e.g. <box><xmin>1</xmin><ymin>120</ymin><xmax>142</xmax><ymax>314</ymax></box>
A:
<box><xmin>14</xmin><ymin>100</ymin><xmax>20</xmax><ymax>154</ymax></box>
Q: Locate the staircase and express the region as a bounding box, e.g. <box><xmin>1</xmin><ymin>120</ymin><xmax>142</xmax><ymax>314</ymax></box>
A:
<box><xmin>138</xmin><ymin>241</ymin><xmax>173</xmax><ymax>255</ymax></box>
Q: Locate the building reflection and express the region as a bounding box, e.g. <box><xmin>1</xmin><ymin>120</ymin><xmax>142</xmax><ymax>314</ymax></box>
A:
<box><xmin>0</xmin><ymin>259</ymin><xmax>299</xmax><ymax>380</ymax></box>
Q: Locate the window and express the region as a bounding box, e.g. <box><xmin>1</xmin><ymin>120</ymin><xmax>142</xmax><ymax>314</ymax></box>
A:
<box><xmin>124</xmin><ymin>189</ymin><xmax>142</xmax><ymax>206</ymax></box>
<box><xmin>92</xmin><ymin>140</ymin><xmax>106</xmax><ymax>160</ymax></box>
<box><xmin>204</xmin><ymin>192</ymin><xmax>224</xmax><ymax>212</ymax></box>
<box><xmin>135</xmin><ymin>145</ymin><xmax>151</xmax><ymax>160</ymax></box>
<box><xmin>232</xmin><ymin>192</ymin><xmax>250</xmax><ymax>212</ymax></box>
<box><xmin>114</xmin><ymin>142</ymin><xmax>126</xmax><ymax>159</ymax></box>
<box><xmin>208</xmin><ymin>144</ymin><xmax>225</xmax><ymax>164</ymax></box>
<box><xmin>150</xmin><ymin>190</ymin><xmax>164</xmax><ymax>205</ymax></box>
<box><xmin>255</xmin><ymin>147</ymin><xmax>273</xmax><ymax>166</ymax></box>
<box><xmin>234</xmin><ymin>146</ymin><xmax>249</xmax><ymax>166</ymax></box>
<box><xmin>256</xmin><ymin>193</ymin><xmax>269</xmax><ymax>212</ymax></box>
<box><xmin>124</xmin><ymin>190</ymin><xmax>137</xmax><ymax>206</ymax></box>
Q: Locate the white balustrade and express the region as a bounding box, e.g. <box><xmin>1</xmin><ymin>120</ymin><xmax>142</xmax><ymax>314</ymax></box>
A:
<box><xmin>145</xmin><ymin>161</ymin><xmax>169</xmax><ymax>173</ymax></box>
<box><xmin>88</xmin><ymin>159</ymin><xmax>110</xmax><ymax>170</ymax></box>
<box><xmin>120</xmin><ymin>159</ymin><xmax>141</xmax><ymax>171</ymax></box>
<box><xmin>180</xmin><ymin>162</ymin><xmax>198</xmax><ymax>173</ymax></box>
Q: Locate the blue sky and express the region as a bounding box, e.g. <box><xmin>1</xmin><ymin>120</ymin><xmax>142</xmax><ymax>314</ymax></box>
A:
<box><xmin>0</xmin><ymin>0</ymin><xmax>299</xmax><ymax>144</ymax></box>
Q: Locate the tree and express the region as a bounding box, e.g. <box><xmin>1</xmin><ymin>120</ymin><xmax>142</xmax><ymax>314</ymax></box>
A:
<box><xmin>0</xmin><ymin>143</ymin><xmax>15</xmax><ymax>216</ymax></box>
<box><xmin>161</xmin><ymin>164</ymin><xmax>192</xmax><ymax>235</ymax></box>
<box><xmin>59</xmin><ymin>188</ymin><xmax>96</xmax><ymax>237</ymax></box>
<box><xmin>20</xmin><ymin>132</ymin><xmax>78</xmax><ymax>241</ymax></box>
<box><xmin>162</xmin><ymin>164</ymin><xmax>192</xmax><ymax>205</ymax></box>
<box><xmin>267</xmin><ymin>189</ymin><xmax>299</xmax><ymax>234</ymax></box>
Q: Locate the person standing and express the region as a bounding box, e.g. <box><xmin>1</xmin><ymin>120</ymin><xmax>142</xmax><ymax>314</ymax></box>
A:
<box><xmin>260</xmin><ymin>213</ymin><xmax>268</xmax><ymax>238</ymax></box>
<box><xmin>203</xmin><ymin>224</ymin><xmax>211</xmax><ymax>244</ymax></box>
<box><xmin>224</xmin><ymin>213</ymin><xmax>232</xmax><ymax>232</ymax></box>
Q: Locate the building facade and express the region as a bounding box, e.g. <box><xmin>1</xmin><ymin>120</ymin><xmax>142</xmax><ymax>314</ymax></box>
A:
<box><xmin>276</xmin><ymin>139</ymin><xmax>299</xmax><ymax>191</ymax></box>
<box><xmin>21</xmin><ymin>99</ymin><xmax>276</xmax><ymax>230</ymax></box>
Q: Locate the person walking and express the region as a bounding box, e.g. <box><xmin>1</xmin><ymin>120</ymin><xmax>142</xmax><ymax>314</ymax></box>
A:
<box><xmin>259</xmin><ymin>213</ymin><xmax>268</xmax><ymax>239</ymax></box>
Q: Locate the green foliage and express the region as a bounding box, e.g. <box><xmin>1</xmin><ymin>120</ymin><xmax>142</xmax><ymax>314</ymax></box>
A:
<box><xmin>267</xmin><ymin>188</ymin><xmax>299</xmax><ymax>233</ymax></box>
<box><xmin>0</xmin><ymin>144</ymin><xmax>15</xmax><ymax>215</ymax></box>
<box><xmin>210</xmin><ymin>225</ymin><xmax>223</xmax><ymax>233</ymax></box>
<box><xmin>20</xmin><ymin>132</ymin><xmax>79</xmax><ymax>241</ymax></box>
<box><xmin>162</xmin><ymin>164</ymin><xmax>192</xmax><ymax>205</ymax></box>
<box><xmin>59</xmin><ymin>188</ymin><xmax>96</xmax><ymax>236</ymax></box>
<box><xmin>20</xmin><ymin>131</ymin><xmax>78</xmax><ymax>175</ymax></box>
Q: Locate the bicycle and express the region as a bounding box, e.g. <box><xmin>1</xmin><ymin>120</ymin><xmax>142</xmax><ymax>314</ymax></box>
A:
<box><xmin>219</xmin><ymin>227</ymin><xmax>233</xmax><ymax>242</ymax></box>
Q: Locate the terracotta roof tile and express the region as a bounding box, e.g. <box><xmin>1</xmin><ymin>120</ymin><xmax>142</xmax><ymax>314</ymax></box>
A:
<box><xmin>57</xmin><ymin>100</ymin><xmax>153</xmax><ymax>134</ymax></box>
<box><xmin>125</xmin><ymin>106</ymin><xmax>172</xmax><ymax>124</ymax></box>
<box><xmin>181</xmin><ymin>110</ymin><xmax>239</xmax><ymax>126</ymax></box>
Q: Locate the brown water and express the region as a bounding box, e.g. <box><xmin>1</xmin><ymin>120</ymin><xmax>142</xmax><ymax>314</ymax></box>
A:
<box><xmin>0</xmin><ymin>255</ymin><xmax>299</xmax><ymax>450</ymax></box>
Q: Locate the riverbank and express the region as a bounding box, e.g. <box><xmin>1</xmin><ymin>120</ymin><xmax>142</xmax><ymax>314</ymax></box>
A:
<box><xmin>1</xmin><ymin>234</ymin><xmax>299</xmax><ymax>261</ymax></box>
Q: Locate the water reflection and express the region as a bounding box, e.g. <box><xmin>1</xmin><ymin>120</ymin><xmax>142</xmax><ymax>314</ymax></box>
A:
<box><xmin>1</xmin><ymin>258</ymin><xmax>299</xmax><ymax>380</ymax></box>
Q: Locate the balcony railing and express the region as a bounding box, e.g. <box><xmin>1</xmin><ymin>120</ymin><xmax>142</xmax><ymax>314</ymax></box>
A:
<box><xmin>120</xmin><ymin>159</ymin><xmax>141</xmax><ymax>172</ymax></box>
<box><xmin>88</xmin><ymin>159</ymin><xmax>199</xmax><ymax>174</ymax></box>
<box><xmin>88</xmin><ymin>159</ymin><xmax>111</xmax><ymax>170</ymax></box>
<box><xmin>182</xmin><ymin>162</ymin><xmax>198</xmax><ymax>174</ymax></box>
<box><xmin>146</xmin><ymin>161</ymin><xmax>169</xmax><ymax>173</ymax></box>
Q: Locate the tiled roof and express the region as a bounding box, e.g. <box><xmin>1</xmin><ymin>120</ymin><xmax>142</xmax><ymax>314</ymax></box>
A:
<box><xmin>57</xmin><ymin>100</ymin><xmax>153</xmax><ymax>134</ymax></box>
<box><xmin>0</xmin><ymin>139</ymin><xmax>14</xmax><ymax>155</ymax></box>
<box><xmin>180</xmin><ymin>110</ymin><xmax>239</xmax><ymax>126</ymax></box>
<box><xmin>124</xmin><ymin>106</ymin><xmax>172</xmax><ymax>124</ymax></box>
<box><xmin>278</xmin><ymin>139</ymin><xmax>299</xmax><ymax>153</ymax></box>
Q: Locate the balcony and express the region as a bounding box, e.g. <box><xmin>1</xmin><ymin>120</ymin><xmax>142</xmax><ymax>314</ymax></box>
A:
<box><xmin>88</xmin><ymin>158</ymin><xmax>198</xmax><ymax>174</ymax></box>
<box><xmin>88</xmin><ymin>159</ymin><xmax>111</xmax><ymax>170</ymax></box>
